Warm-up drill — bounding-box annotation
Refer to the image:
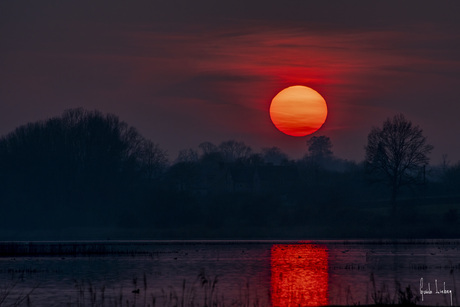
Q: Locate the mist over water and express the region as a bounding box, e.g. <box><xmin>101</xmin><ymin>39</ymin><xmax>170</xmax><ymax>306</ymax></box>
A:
<box><xmin>1</xmin><ymin>240</ymin><xmax>459</xmax><ymax>306</ymax></box>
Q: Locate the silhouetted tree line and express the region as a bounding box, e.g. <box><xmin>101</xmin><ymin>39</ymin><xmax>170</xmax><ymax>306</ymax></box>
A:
<box><xmin>0</xmin><ymin>109</ymin><xmax>167</xmax><ymax>231</ymax></box>
<box><xmin>0</xmin><ymin>109</ymin><xmax>459</xmax><ymax>239</ymax></box>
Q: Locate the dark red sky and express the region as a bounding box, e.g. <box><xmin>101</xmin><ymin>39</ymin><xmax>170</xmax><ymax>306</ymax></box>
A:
<box><xmin>1</xmin><ymin>1</ymin><xmax>460</xmax><ymax>163</ymax></box>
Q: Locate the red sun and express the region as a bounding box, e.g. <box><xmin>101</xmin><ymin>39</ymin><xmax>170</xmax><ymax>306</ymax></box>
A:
<box><xmin>269</xmin><ymin>85</ymin><xmax>328</xmax><ymax>136</ymax></box>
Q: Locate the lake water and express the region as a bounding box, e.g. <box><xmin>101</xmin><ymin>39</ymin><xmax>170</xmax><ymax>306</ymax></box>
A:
<box><xmin>0</xmin><ymin>240</ymin><xmax>459</xmax><ymax>306</ymax></box>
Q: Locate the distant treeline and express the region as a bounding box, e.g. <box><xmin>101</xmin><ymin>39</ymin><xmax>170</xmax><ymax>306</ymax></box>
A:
<box><xmin>0</xmin><ymin>108</ymin><xmax>459</xmax><ymax>239</ymax></box>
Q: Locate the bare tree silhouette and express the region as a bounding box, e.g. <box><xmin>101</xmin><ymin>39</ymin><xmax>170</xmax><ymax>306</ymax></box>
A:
<box><xmin>365</xmin><ymin>114</ymin><xmax>433</xmax><ymax>213</ymax></box>
<box><xmin>307</xmin><ymin>136</ymin><xmax>332</xmax><ymax>157</ymax></box>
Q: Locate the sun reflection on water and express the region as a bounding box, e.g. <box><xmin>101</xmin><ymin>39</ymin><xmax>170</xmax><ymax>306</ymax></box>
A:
<box><xmin>271</xmin><ymin>243</ymin><xmax>329</xmax><ymax>307</ymax></box>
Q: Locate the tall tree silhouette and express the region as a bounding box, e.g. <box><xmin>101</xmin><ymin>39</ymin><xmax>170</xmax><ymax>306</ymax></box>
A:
<box><xmin>305</xmin><ymin>136</ymin><xmax>333</xmax><ymax>169</ymax></box>
<box><xmin>262</xmin><ymin>147</ymin><xmax>289</xmax><ymax>165</ymax></box>
<box><xmin>365</xmin><ymin>114</ymin><xmax>433</xmax><ymax>213</ymax></box>
<box><xmin>218</xmin><ymin>140</ymin><xmax>252</xmax><ymax>163</ymax></box>
<box><xmin>307</xmin><ymin>136</ymin><xmax>332</xmax><ymax>158</ymax></box>
<box><xmin>198</xmin><ymin>142</ymin><xmax>218</xmax><ymax>157</ymax></box>
<box><xmin>0</xmin><ymin>108</ymin><xmax>167</xmax><ymax>229</ymax></box>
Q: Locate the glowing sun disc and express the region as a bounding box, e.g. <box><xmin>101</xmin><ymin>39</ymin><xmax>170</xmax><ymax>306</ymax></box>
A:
<box><xmin>269</xmin><ymin>85</ymin><xmax>328</xmax><ymax>136</ymax></box>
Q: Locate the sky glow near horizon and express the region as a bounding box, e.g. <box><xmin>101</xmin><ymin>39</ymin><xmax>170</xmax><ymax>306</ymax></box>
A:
<box><xmin>1</xmin><ymin>1</ymin><xmax>460</xmax><ymax>163</ymax></box>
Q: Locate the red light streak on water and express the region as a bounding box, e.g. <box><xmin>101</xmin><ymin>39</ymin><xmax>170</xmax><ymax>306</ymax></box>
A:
<box><xmin>271</xmin><ymin>243</ymin><xmax>328</xmax><ymax>307</ymax></box>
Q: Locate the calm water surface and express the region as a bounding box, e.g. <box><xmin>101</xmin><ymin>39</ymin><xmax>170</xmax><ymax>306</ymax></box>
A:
<box><xmin>1</xmin><ymin>240</ymin><xmax>459</xmax><ymax>306</ymax></box>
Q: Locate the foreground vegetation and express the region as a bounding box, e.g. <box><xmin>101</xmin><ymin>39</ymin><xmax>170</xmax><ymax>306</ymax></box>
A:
<box><xmin>1</xmin><ymin>270</ymin><xmax>424</xmax><ymax>307</ymax></box>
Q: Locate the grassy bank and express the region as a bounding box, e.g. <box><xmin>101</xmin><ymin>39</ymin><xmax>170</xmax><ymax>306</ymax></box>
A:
<box><xmin>0</xmin><ymin>270</ymin><xmax>426</xmax><ymax>307</ymax></box>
